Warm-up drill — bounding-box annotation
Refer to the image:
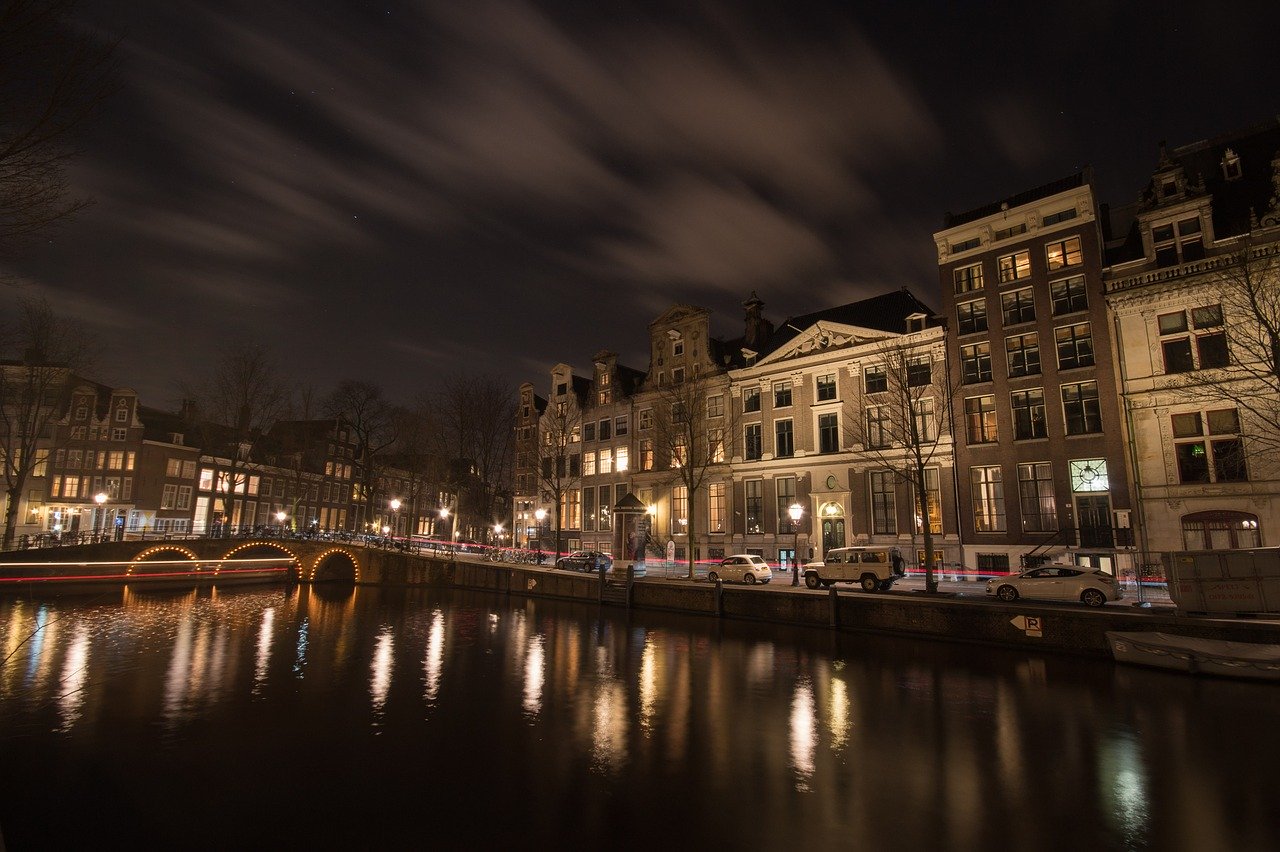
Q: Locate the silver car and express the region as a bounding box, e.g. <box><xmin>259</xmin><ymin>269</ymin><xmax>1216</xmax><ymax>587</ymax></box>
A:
<box><xmin>987</xmin><ymin>565</ymin><xmax>1122</xmax><ymax>607</ymax></box>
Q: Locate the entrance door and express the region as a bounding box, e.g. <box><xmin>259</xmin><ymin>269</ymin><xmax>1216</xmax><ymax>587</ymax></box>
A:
<box><xmin>1075</xmin><ymin>496</ymin><xmax>1113</xmax><ymax>548</ymax></box>
<box><xmin>821</xmin><ymin>518</ymin><xmax>846</xmax><ymax>552</ymax></box>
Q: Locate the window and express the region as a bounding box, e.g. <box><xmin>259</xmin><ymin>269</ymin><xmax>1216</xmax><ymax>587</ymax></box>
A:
<box><xmin>1182</xmin><ymin>511</ymin><xmax>1260</xmax><ymax>550</ymax></box>
<box><xmin>708</xmin><ymin>482</ymin><xmax>726</xmax><ymax>533</ymax></box>
<box><xmin>639</xmin><ymin>409</ymin><xmax>653</xmax><ymax>430</ymax></box>
<box><xmin>670</xmin><ymin>436</ymin><xmax>686</xmax><ymax>468</ymax></box>
<box><xmin>775</xmin><ymin>476</ymin><xmax>797</xmax><ymax>534</ymax></box>
<box><xmin>598</xmin><ymin>486</ymin><xmax>613</xmax><ymax>531</ymax></box>
<box><xmin>818</xmin><ymin>413</ymin><xmax>839</xmax><ymax>453</ymax></box>
<box><xmin>672</xmin><ymin>338</ymin><xmax>684</xmax><ymax>357</ymax></box>
<box><xmin>115</xmin><ymin>404</ymin><xmax>129</xmax><ymax>422</ymax></box>
<box><xmin>1152</xmin><ymin>217</ymin><xmax>1205</xmax><ymax>267</ymax></box>
<box><xmin>562</xmin><ymin>489</ymin><xmax>580</xmax><ymax>530</ymax></box>
<box><xmin>911</xmin><ymin>468</ymin><xmax>943</xmax><ymax>535</ymax></box>
<box><xmin>956</xmin><ymin>299</ymin><xmax>988</xmax><ymax>335</ymax></box>
<box><xmin>671</xmin><ymin>367</ymin><xmax>684</xmax><ymax>384</ymax></box>
<box><xmin>177</xmin><ymin>486</ymin><xmax>192</xmax><ymax>510</ymax></box>
<box><xmin>106</xmin><ymin>451</ymin><xmax>123</xmax><ymax>470</ymax></box>
<box><xmin>775</xmin><ymin>420</ymin><xmax>794</xmax><ymax>458</ymax></box>
<box><xmin>954</xmin><ymin>262</ymin><xmax>984</xmax><ymax>293</ymax></box>
<box><xmin>1051</xmin><ymin>275</ymin><xmax>1088</xmax><ymax>315</ymax></box>
<box><xmin>866</xmin><ymin>406</ymin><xmax>891</xmax><ymax>448</ymax></box>
<box><xmin>556</xmin><ymin>382</ymin><xmax>567</xmax><ymax>396</ymax></box>
<box><xmin>870</xmin><ymin>470</ymin><xmax>896</xmax><ymax>534</ymax></box>
<box><xmin>745</xmin><ymin>480</ymin><xmax>763</xmax><ymax>534</ymax></box>
<box><xmin>994</xmin><ymin>222</ymin><xmax>1027</xmax><ymax>241</ymax></box>
<box><xmin>161</xmin><ymin>484</ymin><xmax>178</xmax><ymax>509</ymax></box>
<box><xmin>1045</xmin><ymin>235</ymin><xmax>1082</xmax><ymax>271</ymax></box>
<box><xmin>1011</xmin><ymin>389</ymin><xmax>1047</xmax><ymax>440</ymax></box>
<box><xmin>707</xmin><ymin>395</ymin><xmax>724</xmax><ymax>418</ymax></box>
<box><xmin>640</xmin><ymin>438</ymin><xmax>654</xmax><ymax>471</ymax></box>
<box><xmin>907</xmin><ymin>358</ymin><xmax>932</xmax><ymax>387</ymax></box>
<box><xmin>1159</xmin><ymin>305</ymin><xmax>1228</xmax><ymax>373</ymax></box>
<box><xmin>1018</xmin><ymin>462</ymin><xmax>1057</xmax><ymax>531</ymax></box>
<box><xmin>599</xmin><ymin>419</ymin><xmax>611</xmax><ymax>440</ymax></box>
<box><xmin>816</xmin><ymin>374</ymin><xmax>837</xmax><ymax>401</ymax></box>
<box><xmin>599</xmin><ymin>448</ymin><xmax>613</xmax><ymax>474</ymax></box>
<box><xmin>112</xmin><ymin>428</ymin><xmax>127</xmax><ymax>441</ymax></box>
<box><xmin>1006</xmin><ymin>333</ymin><xmax>1041</xmax><ymax>377</ymax></box>
<box><xmin>971</xmin><ymin>466</ymin><xmax>1006</xmax><ymax>532</ymax></box>
<box><xmin>743</xmin><ymin>388</ymin><xmax>761</xmax><ymax>412</ymax></box>
<box><xmin>583</xmin><ymin>487</ymin><xmax>596</xmax><ymax>531</ymax></box>
<box><xmin>166</xmin><ymin>458</ymin><xmax>182</xmax><ymax>477</ymax></box>
<box><xmin>864</xmin><ymin>365</ymin><xmax>887</xmax><ymax>394</ymax></box>
<box><xmin>1062</xmin><ymin>382</ymin><xmax>1102</xmax><ymax>434</ymax></box>
<box><xmin>965</xmin><ymin>396</ymin><xmax>998</xmax><ymax>444</ymax></box>
<box><xmin>1043</xmin><ymin>208</ymin><xmax>1078</xmax><ymax>226</ymax></box>
<box><xmin>1173</xmin><ymin>408</ymin><xmax>1247</xmax><ymax>483</ymax></box>
<box><xmin>1001</xmin><ymin>288</ymin><xmax>1036</xmax><ymax>326</ymax></box>
<box><xmin>960</xmin><ymin>342</ymin><xmax>992</xmax><ymax>384</ymax></box>
<box><xmin>773</xmin><ymin>381</ymin><xmax>792</xmax><ymax>408</ymax></box>
<box><xmin>953</xmin><ymin>236</ymin><xmax>981</xmax><ymax>253</ymax></box>
<box><xmin>583</xmin><ymin>452</ymin><xmax>596</xmax><ymax>476</ymax></box>
<box><xmin>615</xmin><ymin>415</ymin><xmax>628</xmax><ymax>436</ymax></box>
<box><xmin>708</xmin><ymin>428</ymin><xmax>725</xmax><ymax>463</ymax></box>
<box><xmin>1055</xmin><ymin>323</ymin><xmax>1094</xmax><ymax>370</ymax></box>
<box><xmin>912</xmin><ymin>398</ymin><xmax>935</xmax><ymax>442</ymax></box>
<box><xmin>997</xmin><ymin>250</ymin><xmax>1030</xmax><ymax>283</ymax></box>
<box><xmin>744</xmin><ymin>424</ymin><xmax>762</xmax><ymax>460</ymax></box>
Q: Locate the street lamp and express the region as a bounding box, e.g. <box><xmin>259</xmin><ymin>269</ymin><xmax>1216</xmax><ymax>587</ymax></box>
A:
<box><xmin>493</xmin><ymin>523</ymin><xmax>503</xmax><ymax>548</ymax></box>
<box><xmin>276</xmin><ymin>510</ymin><xmax>287</xmax><ymax>532</ymax></box>
<box><xmin>94</xmin><ymin>492</ymin><xmax>107</xmax><ymax>540</ymax></box>
<box><xmin>440</xmin><ymin>507</ymin><xmax>455</xmax><ymax>555</ymax></box>
<box><xmin>390</xmin><ymin>498</ymin><xmax>401</xmax><ymax>540</ymax></box>
<box><xmin>789</xmin><ymin>503</ymin><xmax>804</xmax><ymax>586</ymax></box>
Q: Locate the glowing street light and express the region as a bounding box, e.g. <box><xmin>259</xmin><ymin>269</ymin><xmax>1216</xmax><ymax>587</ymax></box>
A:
<box><xmin>440</xmin><ymin>507</ymin><xmax>455</xmax><ymax>555</ymax></box>
<box><xmin>390</xmin><ymin>498</ymin><xmax>402</xmax><ymax>540</ymax></box>
<box><xmin>789</xmin><ymin>503</ymin><xmax>804</xmax><ymax>586</ymax></box>
<box><xmin>94</xmin><ymin>492</ymin><xmax>107</xmax><ymax>539</ymax></box>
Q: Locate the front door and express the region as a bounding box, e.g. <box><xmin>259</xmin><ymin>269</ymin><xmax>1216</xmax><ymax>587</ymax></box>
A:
<box><xmin>821</xmin><ymin>518</ymin><xmax>846</xmax><ymax>552</ymax></box>
<box><xmin>1076</xmin><ymin>496</ymin><xmax>1113</xmax><ymax>548</ymax></box>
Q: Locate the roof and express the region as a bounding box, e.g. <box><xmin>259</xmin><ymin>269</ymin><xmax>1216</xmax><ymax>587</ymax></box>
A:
<box><xmin>755</xmin><ymin>288</ymin><xmax>939</xmax><ymax>358</ymax></box>
<box><xmin>944</xmin><ymin>172</ymin><xmax>1089</xmax><ymax>229</ymax></box>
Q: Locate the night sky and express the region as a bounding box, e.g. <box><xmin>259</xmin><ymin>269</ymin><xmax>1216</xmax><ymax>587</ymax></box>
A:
<box><xmin>5</xmin><ymin>0</ymin><xmax>1280</xmax><ymax>405</ymax></box>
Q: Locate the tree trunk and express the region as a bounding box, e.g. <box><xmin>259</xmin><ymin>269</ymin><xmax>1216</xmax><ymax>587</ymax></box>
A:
<box><xmin>3</xmin><ymin>484</ymin><xmax>22</xmax><ymax>549</ymax></box>
<box><xmin>915</xmin><ymin>466</ymin><xmax>938</xmax><ymax>593</ymax></box>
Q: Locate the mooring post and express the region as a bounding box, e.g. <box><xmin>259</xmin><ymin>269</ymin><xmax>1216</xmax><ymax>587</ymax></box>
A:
<box><xmin>715</xmin><ymin>578</ymin><xmax>723</xmax><ymax>618</ymax></box>
<box><xmin>829</xmin><ymin>586</ymin><xmax>839</xmax><ymax>628</ymax></box>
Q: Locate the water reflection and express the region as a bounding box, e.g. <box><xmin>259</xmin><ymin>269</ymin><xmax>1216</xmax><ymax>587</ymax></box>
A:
<box><xmin>2</xmin><ymin>587</ymin><xmax>1279</xmax><ymax>851</ymax></box>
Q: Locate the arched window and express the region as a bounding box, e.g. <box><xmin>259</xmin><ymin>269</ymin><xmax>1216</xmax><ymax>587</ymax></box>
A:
<box><xmin>1180</xmin><ymin>510</ymin><xmax>1260</xmax><ymax>550</ymax></box>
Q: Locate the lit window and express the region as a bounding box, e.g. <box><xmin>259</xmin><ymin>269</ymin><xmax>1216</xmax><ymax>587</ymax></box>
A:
<box><xmin>1045</xmin><ymin>236</ymin><xmax>1082</xmax><ymax>271</ymax></box>
<box><xmin>1018</xmin><ymin>462</ymin><xmax>1057</xmax><ymax>531</ymax></box>
<box><xmin>1011</xmin><ymin>389</ymin><xmax>1047</xmax><ymax>440</ymax></box>
<box><xmin>965</xmin><ymin>396</ymin><xmax>998</xmax><ymax>444</ymax></box>
<box><xmin>997</xmin><ymin>250</ymin><xmax>1031</xmax><ymax>283</ymax></box>
<box><xmin>971</xmin><ymin>466</ymin><xmax>1006</xmax><ymax>532</ymax></box>
<box><xmin>954</xmin><ymin>263</ymin><xmax>984</xmax><ymax>293</ymax></box>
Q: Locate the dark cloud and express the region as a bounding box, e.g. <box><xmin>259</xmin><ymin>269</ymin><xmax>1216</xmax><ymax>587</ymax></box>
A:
<box><xmin>3</xmin><ymin>0</ymin><xmax>1278</xmax><ymax>400</ymax></box>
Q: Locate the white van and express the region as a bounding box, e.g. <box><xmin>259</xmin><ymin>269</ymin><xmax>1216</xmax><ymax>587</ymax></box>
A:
<box><xmin>803</xmin><ymin>546</ymin><xmax>906</xmax><ymax>592</ymax></box>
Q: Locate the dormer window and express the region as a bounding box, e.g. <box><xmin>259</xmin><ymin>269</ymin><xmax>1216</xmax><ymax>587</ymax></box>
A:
<box><xmin>75</xmin><ymin>405</ymin><xmax>87</xmax><ymax>421</ymax></box>
<box><xmin>1152</xmin><ymin>217</ymin><xmax>1204</xmax><ymax>267</ymax></box>
<box><xmin>906</xmin><ymin>313</ymin><xmax>927</xmax><ymax>333</ymax></box>
<box><xmin>1221</xmin><ymin>149</ymin><xmax>1242</xmax><ymax>181</ymax></box>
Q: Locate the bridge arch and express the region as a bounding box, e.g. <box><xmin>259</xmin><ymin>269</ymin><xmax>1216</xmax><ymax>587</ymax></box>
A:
<box><xmin>310</xmin><ymin>548</ymin><xmax>360</xmax><ymax>583</ymax></box>
<box><xmin>128</xmin><ymin>544</ymin><xmax>200</xmax><ymax>577</ymax></box>
<box><xmin>222</xmin><ymin>541</ymin><xmax>302</xmax><ymax>582</ymax></box>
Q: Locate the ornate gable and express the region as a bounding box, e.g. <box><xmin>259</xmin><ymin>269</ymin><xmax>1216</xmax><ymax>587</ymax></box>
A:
<box><xmin>649</xmin><ymin>304</ymin><xmax>710</xmax><ymax>329</ymax></box>
<box><xmin>757</xmin><ymin>321</ymin><xmax>894</xmax><ymax>366</ymax></box>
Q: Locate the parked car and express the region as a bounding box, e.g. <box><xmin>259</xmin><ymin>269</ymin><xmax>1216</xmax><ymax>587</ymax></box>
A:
<box><xmin>803</xmin><ymin>546</ymin><xmax>905</xmax><ymax>591</ymax></box>
<box><xmin>556</xmin><ymin>551</ymin><xmax>612</xmax><ymax>572</ymax></box>
<box><xmin>707</xmin><ymin>554</ymin><xmax>773</xmax><ymax>585</ymax></box>
<box><xmin>986</xmin><ymin>565</ymin><xmax>1122</xmax><ymax>607</ymax></box>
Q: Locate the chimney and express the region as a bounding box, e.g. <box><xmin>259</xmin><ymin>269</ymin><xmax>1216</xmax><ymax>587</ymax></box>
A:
<box><xmin>743</xmin><ymin>291</ymin><xmax>773</xmax><ymax>349</ymax></box>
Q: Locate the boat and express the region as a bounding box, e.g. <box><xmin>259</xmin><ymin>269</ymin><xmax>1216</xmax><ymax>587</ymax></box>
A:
<box><xmin>1106</xmin><ymin>631</ymin><xmax>1280</xmax><ymax>681</ymax></box>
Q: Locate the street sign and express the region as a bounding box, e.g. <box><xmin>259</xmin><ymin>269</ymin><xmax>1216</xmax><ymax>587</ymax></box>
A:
<box><xmin>1010</xmin><ymin>615</ymin><xmax>1043</xmax><ymax>637</ymax></box>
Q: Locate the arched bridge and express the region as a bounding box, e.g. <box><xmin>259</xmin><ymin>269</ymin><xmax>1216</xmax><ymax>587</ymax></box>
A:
<box><xmin>0</xmin><ymin>537</ymin><xmax>463</xmax><ymax>588</ymax></box>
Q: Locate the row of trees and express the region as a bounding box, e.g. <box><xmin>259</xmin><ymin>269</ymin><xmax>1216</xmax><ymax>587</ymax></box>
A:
<box><xmin>0</xmin><ymin>296</ymin><xmax>517</xmax><ymax>547</ymax></box>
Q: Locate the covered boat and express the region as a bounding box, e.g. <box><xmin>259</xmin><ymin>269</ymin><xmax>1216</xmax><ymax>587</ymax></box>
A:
<box><xmin>1106</xmin><ymin>631</ymin><xmax>1280</xmax><ymax>681</ymax></box>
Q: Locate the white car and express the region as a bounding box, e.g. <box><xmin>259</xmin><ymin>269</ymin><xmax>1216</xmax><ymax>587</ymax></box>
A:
<box><xmin>986</xmin><ymin>565</ymin><xmax>1122</xmax><ymax>607</ymax></box>
<box><xmin>707</xmin><ymin>554</ymin><xmax>773</xmax><ymax>585</ymax></box>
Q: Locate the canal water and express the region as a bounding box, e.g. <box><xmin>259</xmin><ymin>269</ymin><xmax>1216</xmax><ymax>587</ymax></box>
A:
<box><xmin>1</xmin><ymin>585</ymin><xmax>1276</xmax><ymax>851</ymax></box>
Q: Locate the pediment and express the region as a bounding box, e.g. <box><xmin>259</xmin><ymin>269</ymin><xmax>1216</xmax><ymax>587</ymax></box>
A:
<box><xmin>649</xmin><ymin>303</ymin><xmax>710</xmax><ymax>329</ymax></box>
<box><xmin>758</xmin><ymin>321</ymin><xmax>895</xmax><ymax>365</ymax></box>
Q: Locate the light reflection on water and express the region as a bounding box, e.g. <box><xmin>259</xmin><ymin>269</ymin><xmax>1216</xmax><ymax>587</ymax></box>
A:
<box><xmin>1</xmin><ymin>585</ymin><xmax>1279</xmax><ymax>850</ymax></box>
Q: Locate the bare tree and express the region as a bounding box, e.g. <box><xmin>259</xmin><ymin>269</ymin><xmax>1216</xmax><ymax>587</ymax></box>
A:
<box><xmin>647</xmin><ymin>374</ymin><xmax>735</xmax><ymax>579</ymax></box>
<box><xmin>0</xmin><ymin>296</ymin><xmax>93</xmax><ymax>547</ymax></box>
<box><xmin>324</xmin><ymin>380</ymin><xmax>397</xmax><ymax>532</ymax></box>
<box><xmin>438</xmin><ymin>373</ymin><xmax>516</xmax><ymax>540</ymax></box>
<box><xmin>853</xmin><ymin>337</ymin><xmax>951</xmax><ymax>593</ymax></box>
<box><xmin>1169</xmin><ymin>237</ymin><xmax>1280</xmax><ymax>466</ymax></box>
<box><xmin>390</xmin><ymin>399</ymin><xmax>447</xmax><ymax>540</ymax></box>
<box><xmin>181</xmin><ymin>343</ymin><xmax>290</xmax><ymax>533</ymax></box>
<box><xmin>1</xmin><ymin>0</ymin><xmax>116</xmax><ymax>256</ymax></box>
<box><xmin>533</xmin><ymin>398</ymin><xmax>581</xmax><ymax>559</ymax></box>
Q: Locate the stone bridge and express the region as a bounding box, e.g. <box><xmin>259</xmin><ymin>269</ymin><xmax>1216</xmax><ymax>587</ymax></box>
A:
<box><xmin>0</xmin><ymin>537</ymin><xmax>462</xmax><ymax>585</ymax></box>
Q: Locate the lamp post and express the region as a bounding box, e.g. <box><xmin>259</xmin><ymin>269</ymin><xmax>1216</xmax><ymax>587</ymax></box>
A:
<box><xmin>789</xmin><ymin>502</ymin><xmax>804</xmax><ymax>586</ymax></box>
<box><xmin>390</xmin><ymin>498</ymin><xmax>401</xmax><ymax>542</ymax></box>
<box><xmin>276</xmin><ymin>510</ymin><xmax>287</xmax><ymax>535</ymax></box>
<box><xmin>493</xmin><ymin>523</ymin><xmax>503</xmax><ymax>548</ymax></box>
<box><xmin>94</xmin><ymin>492</ymin><xmax>107</xmax><ymax>541</ymax></box>
<box><xmin>440</xmin><ymin>507</ymin><xmax>454</xmax><ymax>555</ymax></box>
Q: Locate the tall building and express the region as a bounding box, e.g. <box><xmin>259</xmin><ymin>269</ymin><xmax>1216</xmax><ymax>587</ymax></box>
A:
<box><xmin>935</xmin><ymin>173</ymin><xmax>1134</xmax><ymax>574</ymax></box>
<box><xmin>1104</xmin><ymin>119</ymin><xmax>1280</xmax><ymax>554</ymax></box>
